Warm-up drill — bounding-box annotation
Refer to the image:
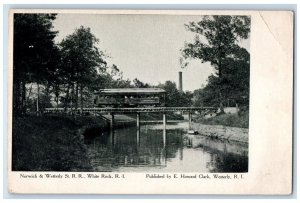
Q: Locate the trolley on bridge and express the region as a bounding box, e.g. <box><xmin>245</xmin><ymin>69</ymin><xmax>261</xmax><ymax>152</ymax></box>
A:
<box><xmin>94</xmin><ymin>88</ymin><xmax>166</xmax><ymax>107</ymax></box>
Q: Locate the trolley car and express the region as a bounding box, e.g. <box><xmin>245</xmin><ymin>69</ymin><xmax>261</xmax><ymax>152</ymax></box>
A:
<box><xmin>94</xmin><ymin>88</ymin><xmax>166</xmax><ymax>107</ymax></box>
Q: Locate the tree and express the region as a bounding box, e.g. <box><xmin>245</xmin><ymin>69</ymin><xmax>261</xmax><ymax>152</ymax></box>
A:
<box><xmin>133</xmin><ymin>78</ymin><xmax>150</xmax><ymax>88</ymax></box>
<box><xmin>108</xmin><ymin>65</ymin><xmax>132</xmax><ymax>88</ymax></box>
<box><xmin>59</xmin><ymin>26</ymin><xmax>107</xmax><ymax>115</ymax></box>
<box><xmin>158</xmin><ymin>81</ymin><xmax>192</xmax><ymax>107</ymax></box>
<box><xmin>13</xmin><ymin>13</ymin><xmax>58</xmax><ymax>115</ymax></box>
<box><xmin>181</xmin><ymin>15</ymin><xmax>250</xmax><ymax>109</ymax></box>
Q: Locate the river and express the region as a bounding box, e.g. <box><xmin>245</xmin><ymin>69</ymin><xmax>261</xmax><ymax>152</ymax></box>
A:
<box><xmin>83</xmin><ymin>122</ymin><xmax>248</xmax><ymax>173</ymax></box>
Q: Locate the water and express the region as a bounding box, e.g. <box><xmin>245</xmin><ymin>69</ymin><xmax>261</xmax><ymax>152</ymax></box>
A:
<box><xmin>84</xmin><ymin>123</ymin><xmax>248</xmax><ymax>172</ymax></box>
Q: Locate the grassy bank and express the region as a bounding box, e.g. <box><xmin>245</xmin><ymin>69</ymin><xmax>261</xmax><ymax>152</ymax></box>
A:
<box><xmin>194</xmin><ymin>111</ymin><xmax>249</xmax><ymax>128</ymax></box>
<box><xmin>12</xmin><ymin>115</ymin><xmax>108</xmax><ymax>171</ymax></box>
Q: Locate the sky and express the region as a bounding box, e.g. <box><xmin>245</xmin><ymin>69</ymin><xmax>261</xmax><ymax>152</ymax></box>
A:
<box><xmin>53</xmin><ymin>14</ymin><xmax>250</xmax><ymax>92</ymax></box>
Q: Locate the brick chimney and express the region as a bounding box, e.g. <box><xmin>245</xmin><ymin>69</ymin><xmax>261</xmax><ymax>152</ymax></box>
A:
<box><xmin>178</xmin><ymin>71</ymin><xmax>183</xmax><ymax>92</ymax></box>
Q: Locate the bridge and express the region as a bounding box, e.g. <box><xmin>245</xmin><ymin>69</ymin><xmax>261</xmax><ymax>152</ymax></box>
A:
<box><xmin>44</xmin><ymin>106</ymin><xmax>217</xmax><ymax>131</ymax></box>
<box><xmin>44</xmin><ymin>107</ymin><xmax>216</xmax><ymax>113</ymax></box>
<box><xmin>43</xmin><ymin>87</ymin><xmax>219</xmax><ymax>146</ymax></box>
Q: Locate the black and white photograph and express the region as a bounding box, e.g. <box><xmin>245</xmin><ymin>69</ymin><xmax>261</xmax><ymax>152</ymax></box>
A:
<box><xmin>7</xmin><ymin>9</ymin><xmax>293</xmax><ymax>195</ymax></box>
<box><xmin>11</xmin><ymin>12</ymin><xmax>250</xmax><ymax>173</ymax></box>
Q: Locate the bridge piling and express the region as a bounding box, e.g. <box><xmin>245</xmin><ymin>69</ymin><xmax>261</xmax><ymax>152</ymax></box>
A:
<box><xmin>110</xmin><ymin>113</ymin><xmax>114</xmax><ymax>130</ymax></box>
<box><xmin>136</xmin><ymin>113</ymin><xmax>140</xmax><ymax>146</ymax></box>
<box><xmin>136</xmin><ymin>113</ymin><xmax>140</xmax><ymax>130</ymax></box>
<box><xmin>136</xmin><ymin>129</ymin><xmax>140</xmax><ymax>147</ymax></box>
<box><xmin>163</xmin><ymin>113</ymin><xmax>166</xmax><ymax>146</ymax></box>
<box><xmin>188</xmin><ymin>112</ymin><xmax>192</xmax><ymax>130</ymax></box>
<box><xmin>110</xmin><ymin>129</ymin><xmax>115</xmax><ymax>147</ymax></box>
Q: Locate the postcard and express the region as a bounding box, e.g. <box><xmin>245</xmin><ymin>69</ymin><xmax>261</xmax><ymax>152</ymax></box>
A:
<box><xmin>7</xmin><ymin>9</ymin><xmax>293</xmax><ymax>194</ymax></box>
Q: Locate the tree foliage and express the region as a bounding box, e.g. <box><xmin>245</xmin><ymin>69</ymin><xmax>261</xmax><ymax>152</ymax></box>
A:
<box><xmin>13</xmin><ymin>13</ymin><xmax>58</xmax><ymax>114</ymax></box>
<box><xmin>133</xmin><ymin>78</ymin><xmax>150</xmax><ymax>88</ymax></box>
<box><xmin>182</xmin><ymin>15</ymin><xmax>250</xmax><ymax>77</ymax></box>
<box><xmin>90</xmin><ymin>64</ymin><xmax>132</xmax><ymax>90</ymax></box>
<box><xmin>182</xmin><ymin>15</ymin><xmax>250</xmax><ymax>108</ymax></box>
<box><xmin>158</xmin><ymin>81</ymin><xmax>192</xmax><ymax>107</ymax></box>
<box><xmin>59</xmin><ymin>26</ymin><xmax>107</xmax><ymax>113</ymax></box>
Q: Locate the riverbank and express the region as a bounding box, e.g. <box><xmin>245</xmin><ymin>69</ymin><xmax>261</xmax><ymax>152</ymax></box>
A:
<box><xmin>12</xmin><ymin>115</ymin><xmax>112</xmax><ymax>171</ymax></box>
<box><xmin>146</xmin><ymin>121</ymin><xmax>248</xmax><ymax>144</ymax></box>
<box><xmin>191</xmin><ymin>123</ymin><xmax>248</xmax><ymax>143</ymax></box>
<box><xmin>12</xmin><ymin>113</ymin><xmax>248</xmax><ymax>171</ymax></box>
<box><xmin>194</xmin><ymin>110</ymin><xmax>249</xmax><ymax>128</ymax></box>
<box><xmin>190</xmin><ymin>111</ymin><xmax>249</xmax><ymax>143</ymax></box>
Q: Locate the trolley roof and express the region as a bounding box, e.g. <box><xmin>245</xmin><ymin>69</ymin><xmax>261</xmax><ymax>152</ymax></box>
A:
<box><xmin>96</xmin><ymin>88</ymin><xmax>166</xmax><ymax>95</ymax></box>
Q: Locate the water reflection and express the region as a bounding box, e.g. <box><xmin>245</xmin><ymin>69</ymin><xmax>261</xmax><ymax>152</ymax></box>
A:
<box><xmin>84</xmin><ymin>124</ymin><xmax>248</xmax><ymax>172</ymax></box>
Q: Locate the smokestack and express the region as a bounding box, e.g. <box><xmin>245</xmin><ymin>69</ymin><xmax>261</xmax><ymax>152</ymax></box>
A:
<box><xmin>178</xmin><ymin>71</ymin><xmax>183</xmax><ymax>92</ymax></box>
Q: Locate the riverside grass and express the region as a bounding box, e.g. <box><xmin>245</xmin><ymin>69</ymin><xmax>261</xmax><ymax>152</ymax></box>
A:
<box><xmin>194</xmin><ymin>110</ymin><xmax>249</xmax><ymax>129</ymax></box>
<box><xmin>11</xmin><ymin>115</ymin><xmax>107</xmax><ymax>171</ymax></box>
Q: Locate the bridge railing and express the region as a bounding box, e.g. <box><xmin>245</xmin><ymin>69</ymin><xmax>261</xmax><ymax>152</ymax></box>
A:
<box><xmin>44</xmin><ymin>107</ymin><xmax>218</xmax><ymax>114</ymax></box>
